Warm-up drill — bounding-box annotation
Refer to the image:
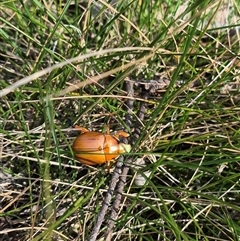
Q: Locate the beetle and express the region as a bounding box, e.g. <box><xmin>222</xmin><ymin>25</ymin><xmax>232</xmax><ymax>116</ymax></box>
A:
<box><xmin>72</xmin><ymin>125</ymin><xmax>131</xmax><ymax>167</ymax></box>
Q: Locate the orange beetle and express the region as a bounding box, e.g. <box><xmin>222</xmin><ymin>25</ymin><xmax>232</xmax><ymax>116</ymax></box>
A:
<box><xmin>72</xmin><ymin>125</ymin><xmax>131</xmax><ymax>166</ymax></box>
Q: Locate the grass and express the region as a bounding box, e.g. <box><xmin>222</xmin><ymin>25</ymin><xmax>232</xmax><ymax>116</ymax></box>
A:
<box><xmin>0</xmin><ymin>0</ymin><xmax>240</xmax><ymax>240</ymax></box>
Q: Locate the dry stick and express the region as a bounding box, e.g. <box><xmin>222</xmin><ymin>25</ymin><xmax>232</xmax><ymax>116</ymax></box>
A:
<box><xmin>104</xmin><ymin>83</ymin><xmax>148</xmax><ymax>240</ymax></box>
<box><xmin>87</xmin><ymin>82</ymin><xmax>135</xmax><ymax>241</ymax></box>
<box><xmin>103</xmin><ymin>80</ymin><xmax>134</xmax><ymax>240</ymax></box>
<box><xmin>87</xmin><ymin>65</ymin><xmax>150</xmax><ymax>241</ymax></box>
<box><xmin>86</xmin><ymin>58</ymin><xmax>155</xmax><ymax>241</ymax></box>
<box><xmin>88</xmin><ymin>82</ymin><xmax>133</xmax><ymax>241</ymax></box>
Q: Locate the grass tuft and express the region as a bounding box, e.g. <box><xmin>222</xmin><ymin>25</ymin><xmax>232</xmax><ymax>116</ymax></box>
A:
<box><xmin>0</xmin><ymin>0</ymin><xmax>240</xmax><ymax>240</ymax></box>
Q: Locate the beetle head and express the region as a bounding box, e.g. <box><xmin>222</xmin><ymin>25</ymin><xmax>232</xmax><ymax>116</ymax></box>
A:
<box><xmin>119</xmin><ymin>143</ymin><xmax>131</xmax><ymax>153</ymax></box>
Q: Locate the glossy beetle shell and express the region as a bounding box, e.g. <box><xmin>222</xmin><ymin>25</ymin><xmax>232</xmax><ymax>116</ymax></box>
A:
<box><xmin>72</xmin><ymin>131</ymin><xmax>130</xmax><ymax>165</ymax></box>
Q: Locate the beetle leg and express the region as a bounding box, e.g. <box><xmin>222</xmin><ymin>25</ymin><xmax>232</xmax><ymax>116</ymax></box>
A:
<box><xmin>106</xmin><ymin>161</ymin><xmax>110</xmax><ymax>173</ymax></box>
<box><xmin>98</xmin><ymin>146</ymin><xmax>103</xmax><ymax>151</ymax></box>
<box><xmin>106</xmin><ymin>124</ymin><xmax>110</xmax><ymax>135</ymax></box>
<box><xmin>114</xmin><ymin>131</ymin><xmax>130</xmax><ymax>139</ymax></box>
<box><xmin>74</xmin><ymin>125</ymin><xmax>89</xmax><ymax>133</ymax></box>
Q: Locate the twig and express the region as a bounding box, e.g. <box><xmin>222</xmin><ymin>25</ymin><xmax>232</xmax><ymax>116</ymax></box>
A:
<box><xmin>104</xmin><ymin>81</ymin><xmax>148</xmax><ymax>240</ymax></box>
<box><xmin>88</xmin><ymin>80</ymin><xmax>149</xmax><ymax>241</ymax></box>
